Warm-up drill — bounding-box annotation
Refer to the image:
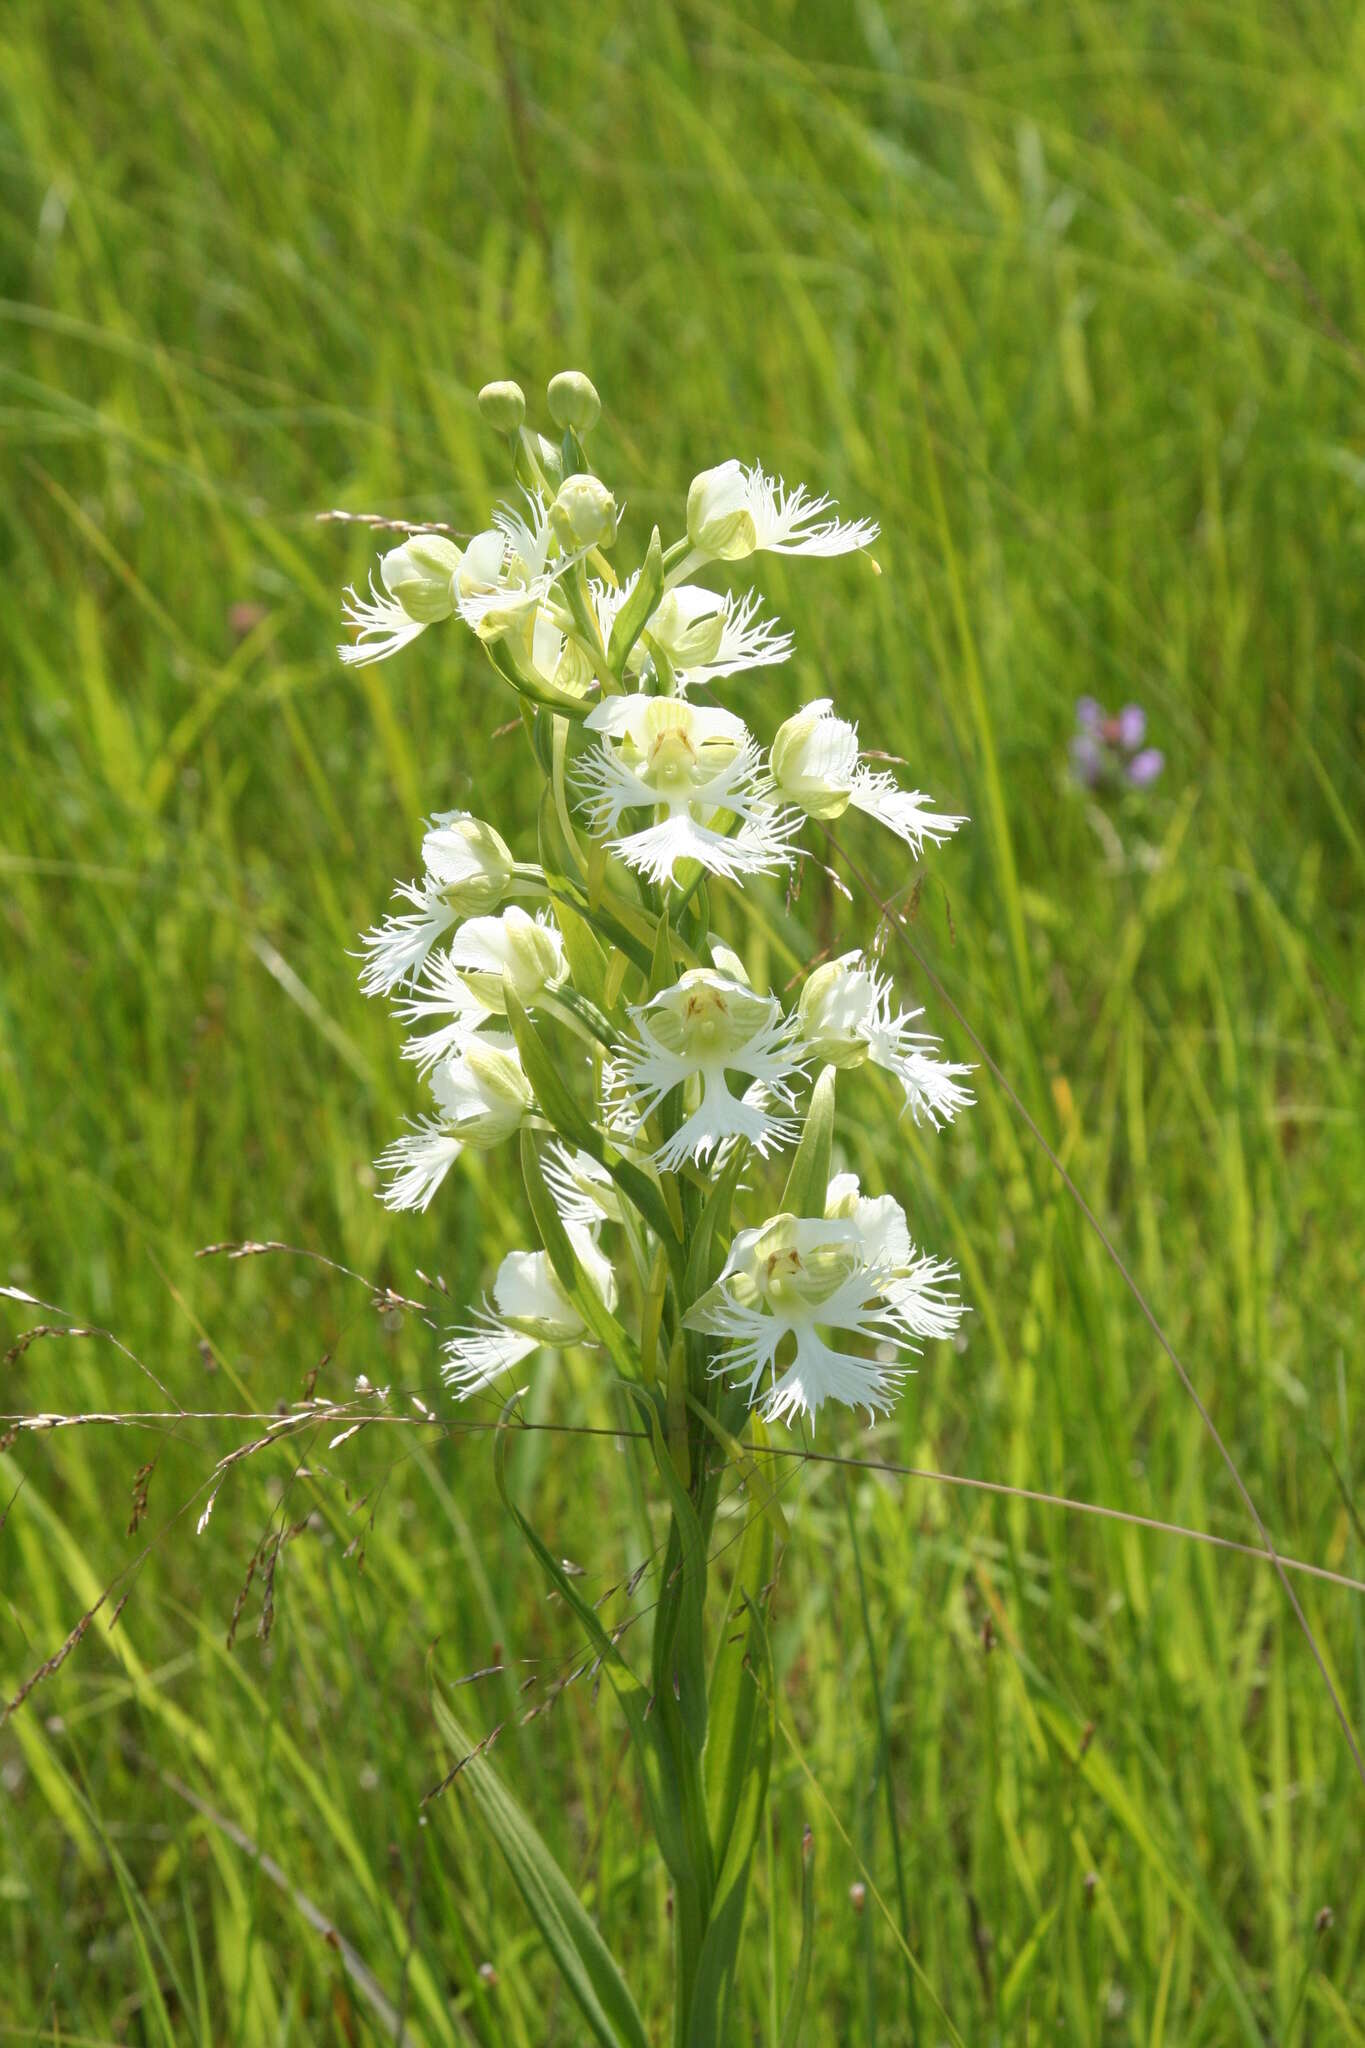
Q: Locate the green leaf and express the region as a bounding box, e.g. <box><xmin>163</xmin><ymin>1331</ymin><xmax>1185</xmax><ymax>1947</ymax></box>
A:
<box><xmin>703</xmin><ymin>1451</ymin><xmax>776</xmax><ymax>1863</ymax></box>
<box><xmin>689</xmin><ymin>1572</ymin><xmax>775</xmax><ymax>2048</ymax></box>
<box><xmin>505</xmin><ymin>987</ymin><xmax>599</xmax><ymax>1153</ymax></box>
<box><xmin>607</xmin><ymin>526</ymin><xmax>663</xmax><ymax>675</ymax></box>
<box><xmin>779</xmin><ymin>1825</ymin><xmax>816</xmax><ymax>2048</ymax></box>
<box><xmin>682</xmin><ymin>1145</ymin><xmax>746</xmax><ymax>1307</ymax></box>
<box><xmin>550</xmin><ymin>896</ymin><xmax>610</xmax><ymax>1009</ymax></box>
<box><xmin>688</xmin><ymin>1401</ymin><xmax>789</xmax><ymax>1544</ymax></box>
<box><xmin>779</xmin><ymin>1065</ymin><xmax>836</xmax><ymax>1217</ymax></box>
<box><xmin>488</xmin><ymin>1406</ymin><xmax>698</xmax><ymax>1901</ymax></box>
<box><xmin>485</xmin><ymin>635</ymin><xmax>594</xmax><ymax>719</ymax></box>
<box><xmin>539</xmin><ymin>783</ymin><xmax>585</xmax><ymax>893</ymax></box>
<box><xmin>430</xmin><ymin>1690</ymin><xmax>649</xmax><ymax>2048</ymax></box>
<box><xmin>628</xmin><ymin>1387</ymin><xmax>709</xmax><ymax>1760</ymax></box>
<box><xmin>649</xmin><ymin>911</ymin><xmax>674</xmax><ymax>995</ymax></box>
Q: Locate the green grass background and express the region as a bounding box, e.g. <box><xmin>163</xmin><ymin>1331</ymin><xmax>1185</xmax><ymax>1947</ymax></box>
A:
<box><xmin>2</xmin><ymin>1</ymin><xmax>1364</xmax><ymax>2040</ymax></box>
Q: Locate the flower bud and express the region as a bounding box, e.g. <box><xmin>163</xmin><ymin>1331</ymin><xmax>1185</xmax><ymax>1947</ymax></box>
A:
<box><xmin>770</xmin><ymin>699</ymin><xmax>859</xmax><ymax>820</ymax></box>
<box><xmin>547</xmin><ymin>370</ymin><xmax>601</xmax><ymax>434</ymax></box>
<box><xmin>493</xmin><ymin>1223</ymin><xmax>617</xmax><ymax>1344</ymax></box>
<box><xmin>796</xmin><ymin>953</ymin><xmax>877</xmax><ymax>1068</ymax></box>
<box><xmin>422</xmin><ymin>812</ymin><xmax>516</xmax><ymax>917</ymax></box>
<box><xmin>478</xmin><ymin>380</ymin><xmax>526</xmax><ymax>432</ymax></box>
<box><xmin>435</xmin><ymin>1038</ymin><xmax>534</xmax><ymax>1147</ymax></box>
<box><xmin>379</xmin><ymin>535</ymin><xmax>462</xmax><ymax>625</ymax></box>
<box><xmin>450</xmin><ymin>906</ymin><xmax>567</xmax><ymax>1014</ymax></box>
<box><xmin>551</xmin><ymin>473</ymin><xmax>618</xmax><ymax>552</ymax></box>
<box><xmin>646</xmin><ymin>586</ymin><xmax>727</xmax><ymax>671</ymax></box>
<box><xmin>686</xmin><ymin>460</ymin><xmax>757</xmax><ymax>561</ymax></box>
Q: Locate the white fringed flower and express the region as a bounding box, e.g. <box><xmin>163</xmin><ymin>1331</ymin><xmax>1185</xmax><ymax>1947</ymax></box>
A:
<box><xmin>443</xmin><ymin>1225</ymin><xmax>618</xmax><ymax>1397</ymax></box>
<box><xmin>359</xmin><ymin>812</ymin><xmax>520</xmax><ymax>996</ymax></box>
<box><xmin>605</xmin><ymin>968</ymin><xmax>805</xmax><ymax>1170</ymax></box>
<box><xmin>685</xmin><ymin>1208</ymin><xmax>947</xmax><ymax>1425</ymax></box>
<box><xmin>686</xmin><ymin>460</ymin><xmax>879</xmax><ymax>561</ymax></box>
<box><xmin>577</xmin><ymin>694</ymin><xmax>793</xmax><ymax>887</ymax></box>
<box><xmin>395</xmin><ymin>908</ymin><xmax>568</xmax><ymax>1072</ymax></box>
<box><xmin>543</xmin><ymin>1142</ymin><xmax>622</xmax><ymax>1229</ymax></box>
<box><xmin>770</xmin><ymin>699</ymin><xmax>966</xmax><ymax>853</ymax></box>
<box><xmin>823</xmin><ymin>1173</ymin><xmax>963</xmax><ymax>1340</ymax></box>
<box><xmin>590</xmin><ymin>578</ymin><xmax>791</xmax><ymax>692</ymax></box>
<box><xmin>339</xmin><ymin>535</ymin><xmax>466</xmax><ymax>667</ymax></box>
<box><xmin>797</xmin><ymin>952</ymin><xmax>974</xmax><ymax>1129</ymax></box>
<box><xmin>376</xmin><ymin>1038</ymin><xmax>533</xmax><ymax>1212</ymax></box>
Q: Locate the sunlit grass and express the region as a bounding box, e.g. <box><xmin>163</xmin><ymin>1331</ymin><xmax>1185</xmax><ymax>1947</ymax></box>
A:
<box><xmin>2</xmin><ymin>1</ymin><xmax>1363</xmax><ymax>2039</ymax></box>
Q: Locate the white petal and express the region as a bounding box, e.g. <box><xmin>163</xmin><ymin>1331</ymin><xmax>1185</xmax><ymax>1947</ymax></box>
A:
<box><xmin>849</xmin><ymin>769</ymin><xmax>966</xmax><ymax>853</ymax></box>
<box><xmin>760</xmin><ymin>1329</ymin><xmax>907</xmax><ymax>1426</ymax></box>
<box><xmin>375</xmin><ymin>1120</ymin><xmax>463</xmax><ymax>1211</ymax></box>
<box><xmin>442</xmin><ymin>1318</ymin><xmax>539</xmax><ymax>1398</ymax></box>
<box><xmin>339</xmin><ymin>576</ymin><xmax>428</xmax><ymax>667</ymax></box>
<box><xmin>743</xmin><ymin>463</ymin><xmax>879</xmax><ymax>557</ymax></box>
<box><xmin>358</xmin><ymin>891</ymin><xmax>458</xmax><ymax>995</ymax></box>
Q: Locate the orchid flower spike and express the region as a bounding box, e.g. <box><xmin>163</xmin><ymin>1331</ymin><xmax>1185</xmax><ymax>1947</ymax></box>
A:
<box><xmin>443</xmin><ymin>1225</ymin><xmax>618</xmax><ymax>1398</ymax></box>
<box><xmin>577</xmin><ymin>694</ymin><xmax>794</xmax><ymax>887</ymax></box>
<box><xmin>358</xmin><ymin>813</ymin><xmax>523</xmax><ymax>996</ymax></box>
<box><xmin>376</xmin><ymin>1037</ymin><xmax>533</xmax><ymax>1212</ymax></box>
<box><xmin>685</xmin><ymin>1201</ymin><xmax>960</xmax><ymax>1425</ymax></box>
<box><xmin>686</xmin><ymin>461</ymin><xmax>879</xmax><ymax>562</ymax></box>
<box><xmin>797</xmin><ymin>951</ymin><xmax>974</xmax><ymax>1129</ymax></box>
<box><xmin>771</xmin><ymin>699</ymin><xmax>965</xmax><ymax>854</ymax></box>
<box><xmin>605</xmin><ymin>968</ymin><xmax>806</xmax><ymax>1170</ymax></box>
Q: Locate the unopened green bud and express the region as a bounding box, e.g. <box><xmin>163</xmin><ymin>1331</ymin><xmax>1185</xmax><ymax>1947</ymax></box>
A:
<box><xmin>551</xmin><ymin>472</ymin><xmax>618</xmax><ymax>551</ymax></box>
<box><xmin>547</xmin><ymin>370</ymin><xmax>601</xmax><ymax>434</ymax></box>
<box><xmin>478</xmin><ymin>380</ymin><xmax>526</xmax><ymax>433</ymax></box>
<box><xmin>380</xmin><ymin>535</ymin><xmax>462</xmax><ymax>624</ymax></box>
<box><xmin>687</xmin><ymin>461</ymin><xmax>757</xmax><ymax>561</ymax></box>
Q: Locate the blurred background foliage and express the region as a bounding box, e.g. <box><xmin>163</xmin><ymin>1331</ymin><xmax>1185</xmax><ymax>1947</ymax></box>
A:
<box><xmin>1</xmin><ymin>1</ymin><xmax>1363</xmax><ymax>2040</ymax></box>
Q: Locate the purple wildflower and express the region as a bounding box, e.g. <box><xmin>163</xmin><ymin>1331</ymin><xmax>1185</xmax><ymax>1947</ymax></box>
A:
<box><xmin>1070</xmin><ymin>699</ymin><xmax>1163</xmax><ymax>791</ymax></box>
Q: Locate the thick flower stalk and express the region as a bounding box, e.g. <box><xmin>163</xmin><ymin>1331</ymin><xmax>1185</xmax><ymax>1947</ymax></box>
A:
<box><xmin>339</xmin><ymin>370</ymin><xmax>973</xmax><ymax>2046</ymax></box>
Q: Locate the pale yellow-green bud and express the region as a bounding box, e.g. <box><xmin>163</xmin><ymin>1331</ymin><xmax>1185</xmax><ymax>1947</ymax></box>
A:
<box><xmin>492</xmin><ymin>1224</ymin><xmax>618</xmax><ymax>1343</ymax></box>
<box><xmin>423</xmin><ymin>812</ymin><xmax>516</xmax><ymax>916</ymax></box>
<box><xmin>379</xmin><ymin>535</ymin><xmax>462</xmax><ymax>625</ymax></box>
<box><xmin>646</xmin><ymin>587</ymin><xmax>727</xmax><ymax>671</ymax></box>
<box><xmin>458</xmin><ymin>1040</ymin><xmax>534</xmax><ymax>1144</ymax></box>
<box><xmin>551</xmin><ymin>472</ymin><xmax>618</xmax><ymax>552</ymax></box>
<box><xmin>770</xmin><ymin>699</ymin><xmax>859</xmax><ymax>820</ymax></box>
<box><xmin>687</xmin><ymin>461</ymin><xmax>757</xmax><ymax>561</ymax></box>
<box><xmin>478</xmin><ymin>380</ymin><xmax>526</xmax><ymax>433</ymax></box>
<box><xmin>796</xmin><ymin>954</ymin><xmax>876</xmax><ymax>1069</ymax></box>
<box><xmin>451</xmin><ymin>906</ymin><xmax>567</xmax><ymax>1014</ymax></box>
<box><xmin>547</xmin><ymin>369</ymin><xmax>601</xmax><ymax>434</ymax></box>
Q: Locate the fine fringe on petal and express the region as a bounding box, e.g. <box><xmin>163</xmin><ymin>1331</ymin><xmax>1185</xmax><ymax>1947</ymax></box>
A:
<box><xmin>375</xmin><ymin>1120</ymin><xmax>463</xmax><ymax>1212</ymax></box>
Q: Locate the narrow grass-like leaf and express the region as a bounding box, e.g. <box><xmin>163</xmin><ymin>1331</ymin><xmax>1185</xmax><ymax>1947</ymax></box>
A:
<box><xmin>779</xmin><ymin>1065</ymin><xmax>835</xmax><ymax>1217</ymax></box>
<box><xmin>431</xmin><ymin>1690</ymin><xmax>649</xmax><ymax>2048</ymax></box>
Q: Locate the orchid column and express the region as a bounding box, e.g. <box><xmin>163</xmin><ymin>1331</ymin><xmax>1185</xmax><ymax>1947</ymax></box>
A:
<box><xmin>340</xmin><ymin>369</ymin><xmax>972</xmax><ymax>2046</ymax></box>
